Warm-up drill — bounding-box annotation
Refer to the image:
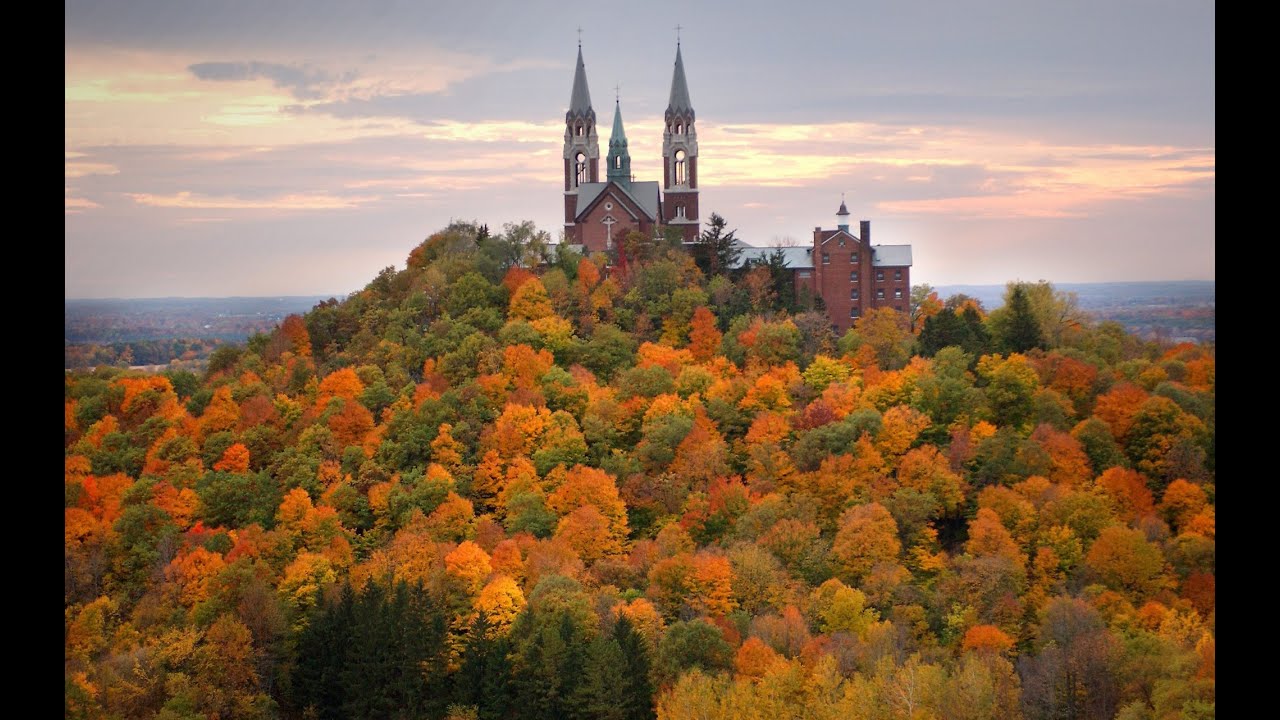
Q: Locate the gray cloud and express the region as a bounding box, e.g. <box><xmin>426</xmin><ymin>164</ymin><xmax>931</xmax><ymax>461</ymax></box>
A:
<box><xmin>188</xmin><ymin>61</ymin><xmax>351</xmax><ymax>99</ymax></box>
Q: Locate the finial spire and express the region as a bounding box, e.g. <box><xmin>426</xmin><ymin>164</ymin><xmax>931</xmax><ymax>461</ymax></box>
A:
<box><xmin>666</xmin><ymin>41</ymin><xmax>694</xmax><ymax>117</ymax></box>
<box><xmin>568</xmin><ymin>43</ymin><xmax>593</xmax><ymax>117</ymax></box>
<box><xmin>577</xmin><ymin>26</ymin><xmax>582</xmax><ymax>47</ymax></box>
<box><xmin>675</xmin><ymin>24</ymin><xmax>682</xmax><ymax>46</ymax></box>
<box><xmin>614</xmin><ymin>83</ymin><xmax>620</xmax><ymax>104</ymax></box>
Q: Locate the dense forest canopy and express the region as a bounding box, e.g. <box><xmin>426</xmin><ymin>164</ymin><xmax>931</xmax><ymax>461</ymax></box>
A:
<box><xmin>65</xmin><ymin>219</ymin><xmax>1214</xmax><ymax>719</ymax></box>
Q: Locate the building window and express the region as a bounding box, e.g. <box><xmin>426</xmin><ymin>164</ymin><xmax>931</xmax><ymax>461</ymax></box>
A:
<box><xmin>675</xmin><ymin>204</ymin><xmax>686</xmax><ymax>219</ymax></box>
<box><xmin>877</xmin><ymin>289</ymin><xmax>885</xmax><ymax>300</ymax></box>
<box><xmin>894</xmin><ymin>289</ymin><xmax>903</xmax><ymax>299</ymax></box>
<box><xmin>614</xmin><ymin>156</ymin><xmax>621</xmax><ymax>169</ymax></box>
<box><xmin>851</xmin><ymin>288</ymin><xmax>859</xmax><ymax>300</ymax></box>
<box><xmin>822</xmin><ymin>252</ymin><xmax>830</xmax><ymax>265</ymax></box>
<box><xmin>676</xmin><ymin>122</ymin><xmax>683</xmax><ymax>134</ymax></box>
<box><xmin>838</xmin><ymin>237</ymin><xmax>846</xmax><ymax>247</ymax></box>
<box><xmin>674</xmin><ymin>150</ymin><xmax>686</xmax><ymax>185</ymax></box>
<box><xmin>575</xmin><ymin>152</ymin><xmax>587</xmax><ymax>186</ymax></box>
<box><xmin>576</xmin><ymin>124</ymin><xmax>584</xmax><ymax>137</ymax></box>
<box><xmin>876</xmin><ymin>270</ymin><xmax>884</xmax><ymax>282</ymax></box>
<box><xmin>798</xmin><ymin>270</ymin><xmax>811</xmax><ymax>278</ymax></box>
<box><xmin>849</xmin><ymin>271</ymin><xmax>857</xmax><ymax>282</ymax></box>
<box><xmin>849</xmin><ymin>307</ymin><xmax>858</xmax><ymax>319</ymax></box>
<box><xmin>851</xmin><ymin>253</ymin><xmax>859</xmax><ymax>263</ymax></box>
<box><xmin>895</xmin><ymin>270</ymin><xmax>903</xmax><ymax>281</ymax></box>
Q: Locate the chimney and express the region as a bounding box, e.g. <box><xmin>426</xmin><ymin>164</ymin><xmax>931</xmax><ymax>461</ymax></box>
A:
<box><xmin>860</xmin><ymin>220</ymin><xmax>870</xmax><ymax>244</ymax></box>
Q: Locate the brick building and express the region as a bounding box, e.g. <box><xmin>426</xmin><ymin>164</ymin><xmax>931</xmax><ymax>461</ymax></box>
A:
<box><xmin>558</xmin><ymin>42</ymin><xmax>911</xmax><ymax>335</ymax></box>
<box><xmin>562</xmin><ymin>41</ymin><xmax>699</xmax><ymax>253</ymax></box>
<box><xmin>735</xmin><ymin>199</ymin><xmax>913</xmax><ymax>335</ymax></box>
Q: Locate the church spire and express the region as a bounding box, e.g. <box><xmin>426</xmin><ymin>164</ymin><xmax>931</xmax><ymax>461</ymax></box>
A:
<box><xmin>666</xmin><ymin>43</ymin><xmax>694</xmax><ymax>118</ymax></box>
<box><xmin>563</xmin><ymin>41</ymin><xmax>599</xmax><ymax>228</ymax></box>
<box><xmin>607</xmin><ymin>98</ymin><xmax>631</xmax><ymax>188</ymax></box>
<box><xmin>568</xmin><ymin>44</ymin><xmax>594</xmax><ymax>120</ymax></box>
<box><xmin>662</xmin><ymin>39</ymin><xmax>700</xmax><ymax>241</ymax></box>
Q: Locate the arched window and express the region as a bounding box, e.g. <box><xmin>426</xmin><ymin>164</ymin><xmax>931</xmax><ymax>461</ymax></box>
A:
<box><xmin>615</xmin><ymin>156</ymin><xmax>621</xmax><ymax>169</ymax></box>
<box><xmin>576</xmin><ymin>124</ymin><xmax>584</xmax><ymax>137</ymax></box>
<box><xmin>676</xmin><ymin>204</ymin><xmax>685</xmax><ymax>219</ymax></box>
<box><xmin>575</xmin><ymin>152</ymin><xmax>587</xmax><ymax>186</ymax></box>
<box><xmin>676</xmin><ymin>122</ymin><xmax>683</xmax><ymax>134</ymax></box>
<box><xmin>674</xmin><ymin>150</ymin><xmax>686</xmax><ymax>185</ymax></box>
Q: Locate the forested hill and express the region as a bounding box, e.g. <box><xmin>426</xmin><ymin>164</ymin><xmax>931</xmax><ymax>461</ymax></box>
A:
<box><xmin>65</xmin><ymin>221</ymin><xmax>1215</xmax><ymax>720</ymax></box>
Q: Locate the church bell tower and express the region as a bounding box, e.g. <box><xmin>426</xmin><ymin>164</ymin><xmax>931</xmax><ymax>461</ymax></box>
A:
<box><xmin>564</xmin><ymin>43</ymin><xmax>600</xmax><ymax>229</ymax></box>
<box><xmin>662</xmin><ymin>41</ymin><xmax>699</xmax><ymax>241</ymax></box>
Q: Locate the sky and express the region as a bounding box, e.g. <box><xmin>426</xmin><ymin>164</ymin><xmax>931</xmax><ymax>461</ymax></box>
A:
<box><xmin>65</xmin><ymin>0</ymin><xmax>1215</xmax><ymax>299</ymax></box>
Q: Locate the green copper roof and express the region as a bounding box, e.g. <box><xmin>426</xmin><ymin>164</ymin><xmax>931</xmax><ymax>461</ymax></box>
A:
<box><xmin>609</xmin><ymin>100</ymin><xmax>628</xmax><ymax>148</ymax></box>
<box><xmin>666</xmin><ymin>44</ymin><xmax>694</xmax><ymax>117</ymax></box>
<box><xmin>606</xmin><ymin>100</ymin><xmax>631</xmax><ymax>187</ymax></box>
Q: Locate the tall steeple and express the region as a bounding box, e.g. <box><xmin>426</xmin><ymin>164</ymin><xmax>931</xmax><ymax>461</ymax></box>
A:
<box><xmin>568</xmin><ymin>45</ymin><xmax>593</xmax><ymax>120</ymax></box>
<box><xmin>606</xmin><ymin>99</ymin><xmax>631</xmax><ymax>189</ymax></box>
<box><xmin>666</xmin><ymin>43</ymin><xmax>694</xmax><ymax>119</ymax></box>
<box><xmin>563</xmin><ymin>40</ymin><xmax>600</xmax><ymax>229</ymax></box>
<box><xmin>662</xmin><ymin>38</ymin><xmax>700</xmax><ymax>241</ymax></box>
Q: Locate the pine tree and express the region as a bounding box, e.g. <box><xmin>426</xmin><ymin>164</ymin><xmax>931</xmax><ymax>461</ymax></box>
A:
<box><xmin>693</xmin><ymin>212</ymin><xmax>741</xmax><ymax>277</ymax></box>
<box><xmin>999</xmin><ymin>284</ymin><xmax>1045</xmax><ymax>353</ymax></box>
<box><xmin>570</xmin><ymin>637</ymin><xmax>630</xmax><ymax>720</ymax></box>
<box><xmin>613</xmin><ymin>616</ymin><xmax>656</xmax><ymax>720</ymax></box>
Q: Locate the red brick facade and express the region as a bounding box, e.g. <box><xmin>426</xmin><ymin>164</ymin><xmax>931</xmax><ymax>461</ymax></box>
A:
<box><xmin>572</xmin><ymin>185</ymin><xmax>657</xmax><ymax>254</ymax></box>
<box><xmin>810</xmin><ymin>223</ymin><xmax>911</xmax><ymax>335</ymax></box>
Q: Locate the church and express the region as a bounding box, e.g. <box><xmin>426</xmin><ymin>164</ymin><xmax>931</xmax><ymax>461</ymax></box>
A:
<box><xmin>562</xmin><ymin>41</ymin><xmax>700</xmax><ymax>251</ymax></box>
<box><xmin>559</xmin><ymin>41</ymin><xmax>911</xmax><ymax>335</ymax></box>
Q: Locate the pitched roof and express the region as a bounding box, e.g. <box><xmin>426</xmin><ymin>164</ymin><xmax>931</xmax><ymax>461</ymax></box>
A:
<box><xmin>568</xmin><ymin>46</ymin><xmax>593</xmax><ymax>117</ymax></box>
<box><xmin>731</xmin><ymin>244</ymin><xmax>814</xmax><ymax>269</ymax></box>
<box><xmin>872</xmin><ymin>245</ymin><xmax>913</xmax><ymax>267</ymax></box>
<box><xmin>837</xmin><ymin>199</ymin><xmax>850</xmax><ymax>216</ymax></box>
<box><xmin>667</xmin><ymin>45</ymin><xmax>694</xmax><ymax>117</ymax></box>
<box><xmin>575</xmin><ymin>180</ymin><xmax>660</xmax><ymax>221</ymax></box>
<box><xmin>608</xmin><ymin>100</ymin><xmax>628</xmax><ymax>148</ymax></box>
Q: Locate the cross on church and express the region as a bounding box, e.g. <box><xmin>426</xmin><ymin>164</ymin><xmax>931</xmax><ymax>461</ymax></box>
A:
<box><xmin>675</xmin><ymin>24</ymin><xmax>682</xmax><ymax>44</ymax></box>
<box><xmin>614</xmin><ymin>83</ymin><xmax>621</xmax><ymax>103</ymax></box>
<box><xmin>577</xmin><ymin>26</ymin><xmax>583</xmax><ymax>46</ymax></box>
<box><xmin>602</xmin><ymin>215</ymin><xmax>617</xmax><ymax>249</ymax></box>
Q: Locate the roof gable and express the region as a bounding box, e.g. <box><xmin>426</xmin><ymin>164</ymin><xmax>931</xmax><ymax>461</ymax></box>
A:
<box><xmin>576</xmin><ymin>181</ymin><xmax>655</xmax><ymax>222</ymax></box>
<box><xmin>819</xmin><ymin>229</ymin><xmax>859</xmax><ymax>246</ymax></box>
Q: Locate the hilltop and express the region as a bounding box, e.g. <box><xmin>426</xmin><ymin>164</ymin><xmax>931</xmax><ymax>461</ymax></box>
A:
<box><xmin>65</xmin><ymin>221</ymin><xmax>1215</xmax><ymax>719</ymax></box>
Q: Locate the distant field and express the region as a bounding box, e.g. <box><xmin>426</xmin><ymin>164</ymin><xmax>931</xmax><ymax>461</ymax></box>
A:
<box><xmin>65</xmin><ymin>296</ymin><xmax>336</xmax><ymax>344</ymax></box>
<box><xmin>64</xmin><ymin>296</ymin><xmax>337</xmax><ymax>369</ymax></box>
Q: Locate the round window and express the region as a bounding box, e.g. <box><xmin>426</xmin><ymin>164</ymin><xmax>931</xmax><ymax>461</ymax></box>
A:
<box><xmin>605</xmin><ymin>202</ymin><xmax>614</xmax><ymax>210</ymax></box>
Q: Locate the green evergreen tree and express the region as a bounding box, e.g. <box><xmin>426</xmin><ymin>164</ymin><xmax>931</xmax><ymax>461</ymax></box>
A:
<box><xmin>693</xmin><ymin>212</ymin><xmax>741</xmax><ymax>278</ymax></box>
<box><xmin>613</xmin><ymin>616</ymin><xmax>656</xmax><ymax>720</ymax></box>
<box><xmin>996</xmin><ymin>284</ymin><xmax>1046</xmax><ymax>353</ymax></box>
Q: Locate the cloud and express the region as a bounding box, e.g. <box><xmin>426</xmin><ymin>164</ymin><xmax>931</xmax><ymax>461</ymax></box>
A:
<box><xmin>128</xmin><ymin>191</ymin><xmax>377</xmax><ymax>210</ymax></box>
<box><xmin>188</xmin><ymin>61</ymin><xmax>348</xmax><ymax>100</ymax></box>
<box><xmin>65</xmin><ymin>187</ymin><xmax>100</xmax><ymax>213</ymax></box>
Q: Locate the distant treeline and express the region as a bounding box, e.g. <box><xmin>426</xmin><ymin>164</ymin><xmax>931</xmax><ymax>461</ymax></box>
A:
<box><xmin>65</xmin><ymin>338</ymin><xmax>225</xmax><ymax>370</ymax></box>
